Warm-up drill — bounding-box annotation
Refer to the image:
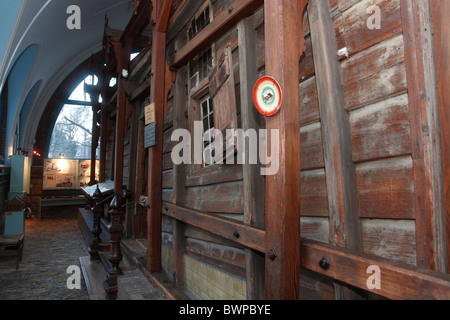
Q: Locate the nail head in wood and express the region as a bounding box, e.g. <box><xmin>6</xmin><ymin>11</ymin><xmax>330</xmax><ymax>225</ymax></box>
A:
<box><xmin>268</xmin><ymin>248</ymin><xmax>277</xmax><ymax>261</ymax></box>
<box><xmin>319</xmin><ymin>257</ymin><xmax>330</xmax><ymax>270</ymax></box>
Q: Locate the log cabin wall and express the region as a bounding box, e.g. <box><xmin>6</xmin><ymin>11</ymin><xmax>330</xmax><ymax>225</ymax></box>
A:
<box><xmin>154</xmin><ymin>0</ymin><xmax>449</xmax><ymax>300</ymax></box>
<box><xmin>162</xmin><ymin>0</ymin><xmax>249</xmax><ymax>300</ymax></box>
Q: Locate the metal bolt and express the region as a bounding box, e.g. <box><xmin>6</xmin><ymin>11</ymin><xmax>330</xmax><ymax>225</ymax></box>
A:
<box><xmin>233</xmin><ymin>230</ymin><xmax>240</xmax><ymax>239</ymax></box>
<box><xmin>319</xmin><ymin>257</ymin><xmax>330</xmax><ymax>270</ymax></box>
<box><xmin>268</xmin><ymin>248</ymin><xmax>277</xmax><ymax>261</ymax></box>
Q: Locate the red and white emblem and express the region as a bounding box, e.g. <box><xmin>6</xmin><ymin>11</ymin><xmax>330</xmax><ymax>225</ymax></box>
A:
<box><xmin>253</xmin><ymin>76</ymin><xmax>282</xmax><ymax>117</ymax></box>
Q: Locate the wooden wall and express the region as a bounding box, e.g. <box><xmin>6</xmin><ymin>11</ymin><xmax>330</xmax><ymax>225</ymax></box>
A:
<box><xmin>158</xmin><ymin>0</ymin><xmax>447</xmax><ymax>300</ymax></box>
<box><xmin>111</xmin><ymin>0</ymin><xmax>450</xmax><ymax>300</ymax></box>
<box><xmin>161</xmin><ymin>0</ymin><xmax>253</xmax><ymax>299</ymax></box>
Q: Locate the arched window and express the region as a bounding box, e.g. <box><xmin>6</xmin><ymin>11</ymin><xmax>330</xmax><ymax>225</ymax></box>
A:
<box><xmin>47</xmin><ymin>75</ymin><xmax>100</xmax><ymax>159</ymax></box>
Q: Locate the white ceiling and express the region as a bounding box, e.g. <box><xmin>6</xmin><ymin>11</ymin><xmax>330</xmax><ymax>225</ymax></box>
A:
<box><xmin>0</xmin><ymin>0</ymin><xmax>134</xmax><ymax>154</ymax></box>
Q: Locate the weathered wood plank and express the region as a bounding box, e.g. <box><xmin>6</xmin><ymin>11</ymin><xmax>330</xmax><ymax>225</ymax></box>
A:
<box><xmin>238</xmin><ymin>15</ymin><xmax>265</xmax><ymax>300</ymax></box>
<box><xmin>162</xmin><ymin>202</ymin><xmax>265</xmax><ymax>253</ymax></box>
<box><xmin>147</xmin><ymin>18</ymin><xmax>167</xmax><ymax>272</ymax></box>
<box><xmin>361</xmin><ymin>219</ymin><xmax>416</xmax><ymax>265</ymax></box>
<box><xmin>263</xmin><ymin>0</ymin><xmax>305</xmax><ymax>300</ymax></box>
<box><xmin>300</xmin><ymin>122</ymin><xmax>325</xmax><ymax>170</ymax></box>
<box><xmin>301</xmin><ymin>239</ymin><xmax>450</xmax><ymax>300</ymax></box>
<box><xmin>341</xmin><ymin>0</ymin><xmax>402</xmax><ymax>57</ymax></box>
<box><xmin>401</xmin><ymin>0</ymin><xmax>444</xmax><ymax>270</ymax></box>
<box><xmin>171</xmin><ymin>0</ymin><xmax>264</xmax><ymax>69</ymax></box>
<box><xmin>309</xmin><ymin>0</ymin><xmax>362</xmax><ymax>251</ymax></box>
<box><xmin>349</xmin><ymin>93</ymin><xmax>411</xmax><ymax>162</ymax></box>
<box><xmin>184</xmin><ymin>181</ymin><xmax>244</xmax><ymax>214</ymax></box>
<box><xmin>431</xmin><ymin>0</ymin><xmax>450</xmax><ymax>272</ymax></box>
<box><xmin>356</xmin><ymin>156</ymin><xmax>415</xmax><ymax>220</ymax></box>
<box><xmin>301</xmin><ymin>169</ymin><xmax>329</xmax><ymax>218</ymax></box>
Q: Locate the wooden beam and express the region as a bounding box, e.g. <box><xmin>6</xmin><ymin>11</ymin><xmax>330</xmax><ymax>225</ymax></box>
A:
<box><xmin>263</xmin><ymin>0</ymin><xmax>305</xmax><ymax>300</ymax></box>
<box><xmin>170</xmin><ymin>0</ymin><xmax>264</xmax><ymax>69</ymax></box>
<box><xmin>401</xmin><ymin>0</ymin><xmax>445</xmax><ymax>270</ymax></box>
<box><xmin>172</xmin><ymin>65</ymin><xmax>188</xmax><ymax>290</ymax></box>
<box><xmin>120</xmin><ymin>0</ymin><xmax>151</xmax><ymax>44</ymax></box>
<box><xmin>162</xmin><ymin>202</ymin><xmax>450</xmax><ymax>299</ymax></box>
<box><xmin>238</xmin><ymin>14</ymin><xmax>265</xmax><ymax>300</ymax></box>
<box><xmin>162</xmin><ymin>202</ymin><xmax>266</xmax><ymax>253</ymax></box>
<box><xmin>308</xmin><ymin>0</ymin><xmax>363</xmax><ymax>299</ymax></box>
<box><xmin>308</xmin><ymin>0</ymin><xmax>362</xmax><ymax>251</ymax></box>
<box><xmin>156</xmin><ymin>0</ymin><xmax>173</xmax><ymax>33</ymax></box>
<box><xmin>113</xmin><ymin>42</ymin><xmax>128</xmax><ymax>203</ymax></box>
<box><xmin>431</xmin><ymin>0</ymin><xmax>450</xmax><ymax>273</ymax></box>
<box><xmin>301</xmin><ymin>240</ymin><xmax>450</xmax><ymax>300</ymax></box>
<box><xmin>146</xmin><ymin>22</ymin><xmax>167</xmax><ymax>273</ymax></box>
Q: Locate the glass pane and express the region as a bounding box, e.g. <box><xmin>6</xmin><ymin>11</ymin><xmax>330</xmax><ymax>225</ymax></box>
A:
<box><xmin>209</xmin><ymin>113</ymin><xmax>214</xmax><ymax>129</ymax></box>
<box><xmin>202</xmin><ymin>100</ymin><xmax>208</xmax><ymax>117</ymax></box>
<box><xmin>203</xmin><ymin>117</ymin><xmax>209</xmax><ymax>132</ymax></box>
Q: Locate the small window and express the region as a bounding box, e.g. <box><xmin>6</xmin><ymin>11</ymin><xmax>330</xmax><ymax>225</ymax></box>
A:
<box><xmin>188</xmin><ymin>5</ymin><xmax>210</xmax><ymax>40</ymax></box>
<box><xmin>200</xmin><ymin>97</ymin><xmax>215</xmax><ymax>167</ymax></box>
<box><xmin>189</xmin><ymin>47</ymin><xmax>213</xmax><ymax>88</ymax></box>
<box><xmin>188</xmin><ymin>2</ymin><xmax>214</xmax><ymax>89</ymax></box>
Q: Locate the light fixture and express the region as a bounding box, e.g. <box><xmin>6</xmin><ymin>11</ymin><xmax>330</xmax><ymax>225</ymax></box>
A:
<box><xmin>57</xmin><ymin>154</ymin><xmax>68</xmax><ymax>171</ymax></box>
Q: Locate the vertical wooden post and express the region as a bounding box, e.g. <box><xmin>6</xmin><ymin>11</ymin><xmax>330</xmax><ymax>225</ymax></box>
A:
<box><xmin>264</xmin><ymin>0</ymin><xmax>302</xmax><ymax>300</ymax></box>
<box><xmin>87</xmin><ymin>87</ymin><xmax>100</xmax><ymax>185</ymax></box>
<box><xmin>172</xmin><ymin>66</ymin><xmax>188</xmax><ymax>289</ymax></box>
<box><xmin>308</xmin><ymin>0</ymin><xmax>363</xmax><ymax>298</ymax></box>
<box><xmin>238</xmin><ymin>15</ymin><xmax>265</xmax><ymax>300</ymax></box>
<box><xmin>308</xmin><ymin>0</ymin><xmax>362</xmax><ymax>252</ymax></box>
<box><xmin>99</xmin><ymin>73</ymin><xmax>110</xmax><ymax>183</ymax></box>
<box><xmin>113</xmin><ymin>42</ymin><xmax>126</xmax><ymax>204</ymax></box>
<box><xmin>147</xmin><ymin>5</ymin><xmax>167</xmax><ymax>272</ymax></box>
<box><xmin>401</xmin><ymin>0</ymin><xmax>445</xmax><ymax>271</ymax></box>
<box><xmin>431</xmin><ymin>0</ymin><xmax>450</xmax><ymax>273</ymax></box>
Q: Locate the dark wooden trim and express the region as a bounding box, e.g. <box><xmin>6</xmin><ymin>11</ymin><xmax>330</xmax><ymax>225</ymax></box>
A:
<box><xmin>401</xmin><ymin>0</ymin><xmax>444</xmax><ymax>270</ymax></box>
<box><xmin>430</xmin><ymin>0</ymin><xmax>450</xmax><ymax>273</ymax></box>
<box><xmin>301</xmin><ymin>239</ymin><xmax>450</xmax><ymax>300</ymax></box>
<box><xmin>170</xmin><ymin>0</ymin><xmax>264</xmax><ymax>69</ymax></box>
<box><xmin>172</xmin><ymin>65</ymin><xmax>188</xmax><ymax>290</ymax></box>
<box><xmin>263</xmin><ymin>0</ymin><xmax>305</xmax><ymax>300</ymax></box>
<box><xmin>237</xmin><ymin>15</ymin><xmax>265</xmax><ymax>300</ymax></box>
<box><xmin>162</xmin><ymin>202</ymin><xmax>265</xmax><ymax>253</ymax></box>
<box><xmin>308</xmin><ymin>0</ymin><xmax>362</xmax><ymax>251</ymax></box>
<box><xmin>146</xmin><ymin>3</ymin><xmax>167</xmax><ymax>271</ymax></box>
<box><xmin>156</xmin><ymin>0</ymin><xmax>173</xmax><ymax>33</ymax></box>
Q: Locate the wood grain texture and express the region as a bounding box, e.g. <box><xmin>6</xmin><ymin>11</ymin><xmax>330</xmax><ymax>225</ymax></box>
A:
<box><xmin>431</xmin><ymin>0</ymin><xmax>450</xmax><ymax>273</ymax></box>
<box><xmin>309</xmin><ymin>0</ymin><xmax>362</xmax><ymax>251</ymax></box>
<box><xmin>263</xmin><ymin>0</ymin><xmax>305</xmax><ymax>300</ymax></box>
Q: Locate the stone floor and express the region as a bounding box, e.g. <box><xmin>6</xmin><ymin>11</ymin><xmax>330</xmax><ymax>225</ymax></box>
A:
<box><xmin>0</xmin><ymin>212</ymin><xmax>90</xmax><ymax>300</ymax></box>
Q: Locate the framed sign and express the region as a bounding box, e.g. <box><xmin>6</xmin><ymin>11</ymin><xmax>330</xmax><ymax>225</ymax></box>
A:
<box><xmin>144</xmin><ymin>122</ymin><xmax>157</xmax><ymax>148</ymax></box>
<box><xmin>145</xmin><ymin>103</ymin><xmax>155</xmax><ymax>125</ymax></box>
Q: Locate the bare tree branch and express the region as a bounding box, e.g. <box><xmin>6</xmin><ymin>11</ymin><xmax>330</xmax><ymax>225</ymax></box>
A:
<box><xmin>63</xmin><ymin>116</ymin><xmax>92</xmax><ymax>135</ymax></box>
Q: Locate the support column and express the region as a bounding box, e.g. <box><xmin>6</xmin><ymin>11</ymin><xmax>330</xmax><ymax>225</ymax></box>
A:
<box><xmin>238</xmin><ymin>15</ymin><xmax>265</xmax><ymax>300</ymax></box>
<box><xmin>264</xmin><ymin>0</ymin><xmax>304</xmax><ymax>300</ymax></box>
<box><xmin>146</xmin><ymin>25</ymin><xmax>166</xmax><ymax>272</ymax></box>
<box><xmin>308</xmin><ymin>0</ymin><xmax>363</xmax><ymax>299</ymax></box>
<box><xmin>146</xmin><ymin>0</ymin><xmax>170</xmax><ymax>272</ymax></box>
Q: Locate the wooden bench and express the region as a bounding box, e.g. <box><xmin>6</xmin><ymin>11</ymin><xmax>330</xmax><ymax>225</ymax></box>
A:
<box><xmin>0</xmin><ymin>234</ymin><xmax>25</xmax><ymax>270</ymax></box>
